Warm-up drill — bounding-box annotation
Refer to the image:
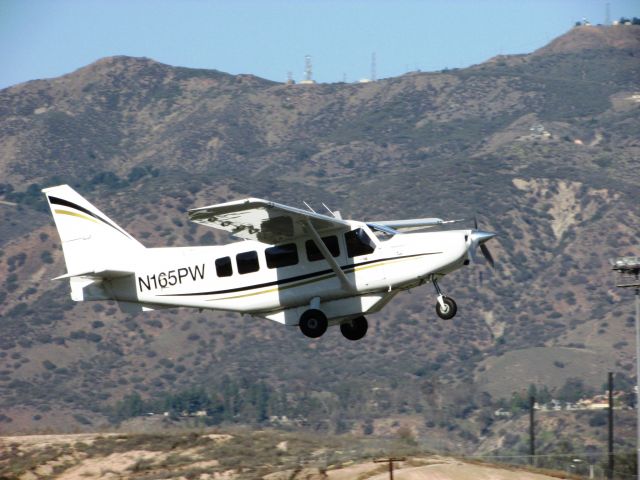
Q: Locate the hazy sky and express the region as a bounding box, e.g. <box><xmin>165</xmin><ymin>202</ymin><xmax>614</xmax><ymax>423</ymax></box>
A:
<box><xmin>1</xmin><ymin>0</ymin><xmax>638</xmax><ymax>89</ymax></box>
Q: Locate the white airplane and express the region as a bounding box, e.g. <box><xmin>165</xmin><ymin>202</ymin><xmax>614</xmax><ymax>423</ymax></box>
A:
<box><xmin>42</xmin><ymin>185</ymin><xmax>496</xmax><ymax>340</ymax></box>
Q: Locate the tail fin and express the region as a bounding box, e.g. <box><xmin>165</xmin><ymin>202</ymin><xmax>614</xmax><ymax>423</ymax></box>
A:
<box><xmin>42</xmin><ymin>185</ymin><xmax>144</xmax><ymax>278</ymax></box>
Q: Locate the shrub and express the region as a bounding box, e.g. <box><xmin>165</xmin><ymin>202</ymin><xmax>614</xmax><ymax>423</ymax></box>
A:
<box><xmin>158</xmin><ymin>358</ymin><xmax>174</xmax><ymax>369</ymax></box>
<box><xmin>40</xmin><ymin>251</ymin><xmax>54</xmax><ymax>264</ymax></box>
<box><xmin>589</xmin><ymin>412</ymin><xmax>607</xmax><ymax>427</ymax></box>
<box><xmin>86</xmin><ymin>333</ymin><xmax>102</xmax><ymax>343</ymax></box>
<box><xmin>42</xmin><ymin>360</ymin><xmax>56</xmax><ymax>371</ymax></box>
<box><xmin>73</xmin><ymin>414</ymin><xmax>92</xmax><ymax>425</ymax></box>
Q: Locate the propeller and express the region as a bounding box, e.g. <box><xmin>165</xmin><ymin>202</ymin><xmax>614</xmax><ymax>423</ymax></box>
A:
<box><xmin>468</xmin><ymin>216</ymin><xmax>496</xmax><ymax>268</ymax></box>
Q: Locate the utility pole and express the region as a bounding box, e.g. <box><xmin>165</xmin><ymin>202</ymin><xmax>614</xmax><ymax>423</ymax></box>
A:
<box><xmin>529</xmin><ymin>395</ymin><xmax>536</xmax><ymax>465</ymax></box>
<box><xmin>608</xmin><ymin>372</ymin><xmax>614</xmax><ymax>480</ymax></box>
<box><xmin>374</xmin><ymin>457</ymin><xmax>405</xmax><ymax>480</ymax></box>
<box><xmin>612</xmin><ymin>256</ymin><xmax>640</xmax><ymax>480</ymax></box>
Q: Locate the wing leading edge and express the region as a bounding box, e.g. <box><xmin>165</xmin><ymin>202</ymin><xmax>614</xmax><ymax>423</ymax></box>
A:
<box><xmin>370</xmin><ymin>218</ymin><xmax>462</xmax><ymax>232</ymax></box>
<box><xmin>188</xmin><ymin>198</ymin><xmax>351</xmax><ymax>244</ymax></box>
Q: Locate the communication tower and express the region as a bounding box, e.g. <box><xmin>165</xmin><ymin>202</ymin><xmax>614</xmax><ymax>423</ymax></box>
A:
<box><xmin>300</xmin><ymin>55</ymin><xmax>316</xmax><ymax>84</ymax></box>
<box><xmin>305</xmin><ymin>55</ymin><xmax>312</xmax><ymax>81</ymax></box>
<box><xmin>371</xmin><ymin>52</ymin><xmax>377</xmax><ymax>82</ymax></box>
<box><xmin>605</xmin><ymin>2</ymin><xmax>611</xmax><ymax>25</ymax></box>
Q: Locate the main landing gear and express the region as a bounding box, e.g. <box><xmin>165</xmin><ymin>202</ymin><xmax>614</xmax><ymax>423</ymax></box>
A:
<box><xmin>340</xmin><ymin>316</ymin><xmax>368</xmax><ymax>341</ymax></box>
<box><xmin>299</xmin><ymin>309</ymin><xmax>328</xmax><ymax>338</ymax></box>
<box><xmin>298</xmin><ymin>309</ymin><xmax>369</xmax><ymax>340</ymax></box>
<box><xmin>432</xmin><ymin>276</ymin><xmax>457</xmax><ymax>320</ymax></box>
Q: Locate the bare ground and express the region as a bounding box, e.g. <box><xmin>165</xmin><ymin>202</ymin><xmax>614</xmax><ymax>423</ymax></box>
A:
<box><xmin>2</xmin><ymin>433</ymin><xmax>573</xmax><ymax>480</ymax></box>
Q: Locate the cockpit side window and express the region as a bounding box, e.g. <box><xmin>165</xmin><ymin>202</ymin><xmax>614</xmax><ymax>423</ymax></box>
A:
<box><xmin>265</xmin><ymin>243</ymin><xmax>299</xmax><ymax>269</ymax></box>
<box><xmin>306</xmin><ymin>235</ymin><xmax>340</xmax><ymax>262</ymax></box>
<box><xmin>345</xmin><ymin>228</ymin><xmax>376</xmax><ymax>257</ymax></box>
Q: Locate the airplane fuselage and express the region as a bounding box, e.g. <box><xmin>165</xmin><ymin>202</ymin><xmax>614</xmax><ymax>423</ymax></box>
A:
<box><xmin>104</xmin><ymin>224</ymin><xmax>470</xmax><ymax>320</ymax></box>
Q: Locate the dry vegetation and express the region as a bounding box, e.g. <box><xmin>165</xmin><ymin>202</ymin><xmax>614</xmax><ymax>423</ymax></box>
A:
<box><xmin>1</xmin><ymin>430</ymin><xmax>576</xmax><ymax>480</ymax></box>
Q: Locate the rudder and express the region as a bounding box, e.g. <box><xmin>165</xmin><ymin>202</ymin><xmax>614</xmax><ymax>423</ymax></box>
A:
<box><xmin>43</xmin><ymin>184</ymin><xmax>144</xmax><ymax>277</ymax></box>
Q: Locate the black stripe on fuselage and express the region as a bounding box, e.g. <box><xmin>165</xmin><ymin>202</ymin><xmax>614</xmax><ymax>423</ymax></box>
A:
<box><xmin>156</xmin><ymin>252</ymin><xmax>441</xmax><ymax>297</ymax></box>
<box><xmin>48</xmin><ymin>196</ymin><xmax>131</xmax><ymax>238</ymax></box>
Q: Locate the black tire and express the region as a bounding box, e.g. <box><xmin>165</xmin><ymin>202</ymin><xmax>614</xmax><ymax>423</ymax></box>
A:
<box><xmin>435</xmin><ymin>296</ymin><xmax>457</xmax><ymax>320</ymax></box>
<box><xmin>299</xmin><ymin>309</ymin><xmax>328</xmax><ymax>338</ymax></box>
<box><xmin>340</xmin><ymin>316</ymin><xmax>368</xmax><ymax>341</ymax></box>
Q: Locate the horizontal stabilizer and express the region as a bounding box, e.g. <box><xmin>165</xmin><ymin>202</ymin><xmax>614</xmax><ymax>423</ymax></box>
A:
<box><xmin>53</xmin><ymin>269</ymin><xmax>134</xmax><ymax>281</ymax></box>
<box><xmin>117</xmin><ymin>301</ymin><xmax>172</xmax><ymax>313</ymax></box>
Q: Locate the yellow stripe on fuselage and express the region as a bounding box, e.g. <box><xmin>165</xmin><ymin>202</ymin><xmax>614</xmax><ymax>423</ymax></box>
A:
<box><xmin>213</xmin><ymin>272</ymin><xmax>336</xmax><ymax>301</ymax></box>
<box><xmin>207</xmin><ymin>255</ymin><xmax>417</xmax><ymax>301</ymax></box>
<box><xmin>54</xmin><ymin>209</ymin><xmax>99</xmax><ymax>224</ymax></box>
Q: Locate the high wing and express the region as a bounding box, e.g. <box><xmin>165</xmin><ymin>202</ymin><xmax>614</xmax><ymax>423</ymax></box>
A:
<box><xmin>188</xmin><ymin>198</ymin><xmax>352</xmax><ymax>244</ymax></box>
<box><xmin>368</xmin><ymin>218</ymin><xmax>462</xmax><ymax>233</ymax></box>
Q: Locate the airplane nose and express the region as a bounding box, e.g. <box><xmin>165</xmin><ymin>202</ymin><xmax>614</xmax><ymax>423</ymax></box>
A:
<box><xmin>468</xmin><ymin>230</ymin><xmax>496</xmax><ymax>268</ymax></box>
<box><xmin>470</xmin><ymin>230</ymin><xmax>496</xmax><ymax>244</ymax></box>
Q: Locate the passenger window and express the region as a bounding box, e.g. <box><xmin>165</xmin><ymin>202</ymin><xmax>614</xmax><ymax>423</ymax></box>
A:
<box><xmin>306</xmin><ymin>235</ymin><xmax>340</xmax><ymax>262</ymax></box>
<box><xmin>345</xmin><ymin>228</ymin><xmax>376</xmax><ymax>257</ymax></box>
<box><xmin>215</xmin><ymin>256</ymin><xmax>233</xmax><ymax>277</ymax></box>
<box><xmin>265</xmin><ymin>243</ymin><xmax>298</xmax><ymax>269</ymax></box>
<box><xmin>236</xmin><ymin>251</ymin><xmax>259</xmax><ymax>274</ymax></box>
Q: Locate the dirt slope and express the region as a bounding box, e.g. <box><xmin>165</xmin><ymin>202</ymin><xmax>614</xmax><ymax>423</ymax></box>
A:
<box><xmin>2</xmin><ymin>433</ymin><xmax>570</xmax><ymax>480</ymax></box>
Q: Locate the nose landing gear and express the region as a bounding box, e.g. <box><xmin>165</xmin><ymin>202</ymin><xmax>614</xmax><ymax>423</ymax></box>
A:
<box><xmin>432</xmin><ymin>276</ymin><xmax>457</xmax><ymax>320</ymax></box>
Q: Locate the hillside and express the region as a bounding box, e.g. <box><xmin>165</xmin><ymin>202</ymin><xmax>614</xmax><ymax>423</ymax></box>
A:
<box><xmin>0</xmin><ymin>430</ymin><xmax>585</xmax><ymax>480</ymax></box>
<box><xmin>1</xmin><ymin>24</ymin><xmax>639</xmax><ymax>461</ymax></box>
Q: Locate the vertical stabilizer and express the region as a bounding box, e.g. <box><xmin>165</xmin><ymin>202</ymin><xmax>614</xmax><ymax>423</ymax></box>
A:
<box><xmin>42</xmin><ymin>185</ymin><xmax>144</xmax><ymax>278</ymax></box>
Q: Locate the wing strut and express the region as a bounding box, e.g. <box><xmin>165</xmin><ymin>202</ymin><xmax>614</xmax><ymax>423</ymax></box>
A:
<box><xmin>303</xmin><ymin>219</ymin><xmax>356</xmax><ymax>294</ymax></box>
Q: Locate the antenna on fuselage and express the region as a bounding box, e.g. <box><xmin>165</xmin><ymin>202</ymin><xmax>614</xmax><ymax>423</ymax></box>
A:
<box><xmin>302</xmin><ymin>201</ymin><xmax>316</xmax><ymax>213</ymax></box>
<box><xmin>321</xmin><ymin>202</ymin><xmax>342</xmax><ymax>220</ymax></box>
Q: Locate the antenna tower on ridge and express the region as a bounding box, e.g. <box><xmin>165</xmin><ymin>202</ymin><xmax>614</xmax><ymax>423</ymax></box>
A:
<box><xmin>300</xmin><ymin>55</ymin><xmax>316</xmax><ymax>84</ymax></box>
<box><xmin>305</xmin><ymin>55</ymin><xmax>312</xmax><ymax>81</ymax></box>
<box><xmin>371</xmin><ymin>52</ymin><xmax>377</xmax><ymax>82</ymax></box>
<box><xmin>605</xmin><ymin>2</ymin><xmax>611</xmax><ymax>25</ymax></box>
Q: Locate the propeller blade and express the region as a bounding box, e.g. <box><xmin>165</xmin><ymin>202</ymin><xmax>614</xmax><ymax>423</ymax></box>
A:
<box><xmin>480</xmin><ymin>243</ymin><xmax>495</xmax><ymax>268</ymax></box>
<box><xmin>467</xmin><ymin>226</ymin><xmax>496</xmax><ymax>268</ymax></box>
<box><xmin>468</xmin><ymin>242</ymin><xmax>478</xmax><ymax>263</ymax></box>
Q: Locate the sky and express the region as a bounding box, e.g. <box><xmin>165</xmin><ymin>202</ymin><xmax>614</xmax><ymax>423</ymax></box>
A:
<box><xmin>1</xmin><ymin>0</ymin><xmax>638</xmax><ymax>89</ymax></box>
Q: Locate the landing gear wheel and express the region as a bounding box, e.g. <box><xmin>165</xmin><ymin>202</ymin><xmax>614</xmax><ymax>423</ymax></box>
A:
<box><xmin>299</xmin><ymin>309</ymin><xmax>328</xmax><ymax>338</ymax></box>
<box><xmin>340</xmin><ymin>316</ymin><xmax>368</xmax><ymax>341</ymax></box>
<box><xmin>436</xmin><ymin>296</ymin><xmax>457</xmax><ymax>320</ymax></box>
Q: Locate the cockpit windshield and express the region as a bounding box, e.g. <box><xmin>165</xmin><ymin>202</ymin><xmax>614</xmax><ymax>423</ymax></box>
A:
<box><xmin>345</xmin><ymin>228</ymin><xmax>376</xmax><ymax>257</ymax></box>
<box><xmin>367</xmin><ymin>223</ymin><xmax>397</xmax><ymax>240</ymax></box>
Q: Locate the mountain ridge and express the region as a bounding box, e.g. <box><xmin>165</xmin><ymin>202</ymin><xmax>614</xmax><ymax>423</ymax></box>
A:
<box><xmin>533</xmin><ymin>24</ymin><xmax>640</xmax><ymax>55</ymax></box>
<box><xmin>0</xmin><ymin>26</ymin><xmax>638</xmax><ymax>461</ymax></box>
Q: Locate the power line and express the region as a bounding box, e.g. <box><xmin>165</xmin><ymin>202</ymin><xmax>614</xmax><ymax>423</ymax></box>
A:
<box><xmin>462</xmin><ymin>451</ymin><xmax>635</xmax><ymax>460</ymax></box>
<box><xmin>529</xmin><ymin>395</ymin><xmax>535</xmax><ymax>465</ymax></box>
